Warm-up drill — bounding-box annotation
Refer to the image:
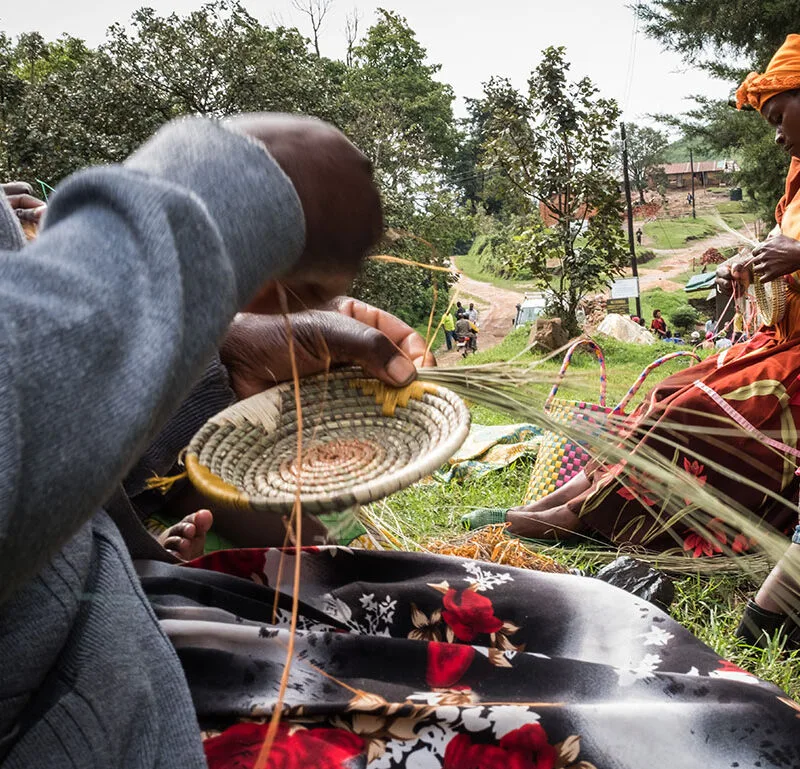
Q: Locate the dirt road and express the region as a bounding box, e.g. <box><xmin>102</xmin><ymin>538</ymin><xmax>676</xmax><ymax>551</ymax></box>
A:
<box><xmin>637</xmin><ymin>230</ymin><xmax>747</xmax><ymax>291</ymax></box>
<box><xmin>437</xmin><ymin>265</ymin><xmax>527</xmax><ymax>364</ymax></box>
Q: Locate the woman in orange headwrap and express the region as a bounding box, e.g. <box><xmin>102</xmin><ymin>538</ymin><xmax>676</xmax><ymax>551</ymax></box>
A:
<box><xmin>464</xmin><ymin>35</ymin><xmax>800</xmax><ymax>586</ymax></box>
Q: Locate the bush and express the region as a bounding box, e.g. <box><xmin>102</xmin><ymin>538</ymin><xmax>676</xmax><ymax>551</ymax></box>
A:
<box><xmin>669</xmin><ymin>305</ymin><xmax>699</xmax><ymax>336</ymax></box>
<box><xmin>637</xmin><ymin>249</ymin><xmax>657</xmax><ymax>264</ymax></box>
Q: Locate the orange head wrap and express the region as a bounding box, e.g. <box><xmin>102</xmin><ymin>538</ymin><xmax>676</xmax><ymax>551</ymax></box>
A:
<box><xmin>737</xmin><ymin>34</ymin><xmax>800</xmax><ymax>112</ymax></box>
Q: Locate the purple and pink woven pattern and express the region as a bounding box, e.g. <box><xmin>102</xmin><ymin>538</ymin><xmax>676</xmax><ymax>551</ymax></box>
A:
<box><xmin>525</xmin><ymin>343</ymin><xmax>703</xmax><ymax>504</ymax></box>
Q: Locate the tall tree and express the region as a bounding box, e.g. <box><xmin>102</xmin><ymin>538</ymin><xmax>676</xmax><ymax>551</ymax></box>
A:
<box><xmin>343</xmin><ymin>9</ymin><xmax>460</xmax><ymax>326</ymax></box>
<box><xmin>618</xmin><ymin>122</ymin><xmax>668</xmax><ymax>203</ymax></box>
<box><xmin>344</xmin><ymin>9</ymin><xmax>457</xmax><ymax>192</ymax></box>
<box><xmin>633</xmin><ymin>0</ymin><xmax>800</xmax><ymax>222</ymax></box>
<box><xmin>478</xmin><ymin>47</ymin><xmax>627</xmax><ymax>334</ymax></box>
<box><xmin>2</xmin><ymin>2</ymin><xmax>346</xmax><ymax>183</ymax></box>
<box><xmin>292</xmin><ymin>0</ymin><xmax>332</xmax><ymax>57</ymax></box>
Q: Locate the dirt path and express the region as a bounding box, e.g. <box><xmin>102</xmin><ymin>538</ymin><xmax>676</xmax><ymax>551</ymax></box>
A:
<box><xmin>437</xmin><ymin>262</ymin><xmax>527</xmax><ymax>364</ymax></box>
<box><xmin>637</xmin><ymin>229</ymin><xmax>746</xmax><ymax>291</ymax></box>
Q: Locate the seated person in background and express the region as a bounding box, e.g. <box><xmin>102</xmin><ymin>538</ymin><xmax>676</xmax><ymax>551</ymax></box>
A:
<box><xmin>650</xmin><ymin>308</ymin><xmax>668</xmax><ymax>338</ymax></box>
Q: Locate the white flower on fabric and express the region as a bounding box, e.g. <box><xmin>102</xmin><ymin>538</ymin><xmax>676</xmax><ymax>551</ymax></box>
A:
<box><xmin>639</xmin><ymin>624</ymin><xmax>674</xmax><ymax>647</ymax></box>
<box><xmin>487</xmin><ymin>706</ymin><xmax>541</xmax><ymax>739</ymax></box>
<box><xmin>322</xmin><ymin>593</ymin><xmax>396</xmax><ymax>635</ymax></box>
<box><xmin>413</xmin><ymin>722</ymin><xmax>453</xmax><ymax>758</ymax></box>
<box><xmin>322</xmin><ymin>594</ymin><xmax>352</xmax><ymax>623</ymax></box>
<box><xmin>616</xmin><ymin>653</ymin><xmax>662</xmax><ymax>687</ymax></box>
<box><xmin>460</xmin><ymin>707</ymin><xmax>492</xmax><ymax>733</ymax></box>
<box><xmin>368</xmin><ymin>737</ymin><xmax>421</xmax><ymax>769</ymax></box>
<box><xmin>461</xmin><ymin>561</ymin><xmax>514</xmax><ymax>591</ymax></box>
<box><xmin>684</xmin><ymin>666</ymin><xmax>701</xmax><ymax>677</ymax></box>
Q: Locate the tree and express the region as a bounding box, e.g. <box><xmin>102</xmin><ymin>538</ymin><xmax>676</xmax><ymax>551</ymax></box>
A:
<box><xmin>344</xmin><ymin>8</ymin><xmax>361</xmax><ymax>67</ymax></box>
<box><xmin>619</xmin><ymin>122</ymin><xmax>668</xmax><ymax>203</ymax></box>
<box><xmin>344</xmin><ymin>9</ymin><xmax>457</xmax><ymax>192</ymax></box>
<box><xmin>342</xmin><ymin>9</ymin><xmax>460</xmax><ymax>326</ymax></box>
<box><xmin>478</xmin><ymin>47</ymin><xmax>628</xmax><ymax>334</ymax></box>
<box><xmin>633</xmin><ymin>0</ymin><xmax>800</xmax><ymax>223</ymax></box>
<box><xmin>292</xmin><ymin>0</ymin><xmax>332</xmax><ymax>57</ymax></box>
<box><xmin>1</xmin><ymin>2</ymin><xmax>347</xmax><ymax>183</ymax></box>
<box><xmin>633</xmin><ymin>0</ymin><xmax>800</xmax><ymax>78</ymax></box>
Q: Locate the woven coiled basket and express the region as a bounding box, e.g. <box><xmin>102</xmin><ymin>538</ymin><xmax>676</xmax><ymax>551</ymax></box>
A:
<box><xmin>186</xmin><ymin>368</ymin><xmax>470</xmax><ymax>515</ymax></box>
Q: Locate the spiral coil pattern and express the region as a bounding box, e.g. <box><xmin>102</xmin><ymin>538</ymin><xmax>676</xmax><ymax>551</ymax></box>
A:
<box><xmin>187</xmin><ymin>369</ymin><xmax>470</xmax><ymax>514</ymax></box>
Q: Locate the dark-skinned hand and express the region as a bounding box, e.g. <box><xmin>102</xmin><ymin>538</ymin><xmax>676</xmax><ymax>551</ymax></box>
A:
<box><xmin>220</xmin><ymin>299</ymin><xmax>436</xmax><ymax>400</ymax></box>
<box><xmin>715</xmin><ymin>260</ymin><xmax>750</xmax><ymax>295</ymax></box>
<box><xmin>224</xmin><ymin>114</ymin><xmax>383</xmax><ymax>314</ymax></box>
<box><xmin>2</xmin><ymin>182</ymin><xmax>46</xmax><ymax>223</ymax></box>
<box><xmin>750</xmin><ymin>234</ymin><xmax>800</xmax><ymax>283</ymax></box>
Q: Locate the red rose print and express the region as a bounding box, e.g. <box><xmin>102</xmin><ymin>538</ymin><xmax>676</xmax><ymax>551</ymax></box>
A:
<box><xmin>443</xmin><ymin>723</ymin><xmax>558</xmax><ymax>769</ymax></box>
<box><xmin>616</xmin><ymin>472</ymin><xmax>656</xmax><ymax>507</ymax></box>
<box><xmin>427</xmin><ymin>641</ymin><xmax>476</xmax><ymax>688</ymax></box>
<box><xmin>442</xmin><ymin>588</ymin><xmax>504</xmax><ymax>641</ymax></box>
<box><xmin>682</xmin><ymin>458</ymin><xmax>708</xmax><ymax>504</ymax></box>
<box><xmin>187</xmin><ymin>549</ymin><xmax>267</xmax><ymax>581</ymax></box>
<box><xmin>204</xmin><ymin>722</ymin><xmax>364</xmax><ymax>769</ymax></box>
<box><xmin>682</xmin><ymin>519</ymin><xmax>726</xmax><ymax>558</ymax></box>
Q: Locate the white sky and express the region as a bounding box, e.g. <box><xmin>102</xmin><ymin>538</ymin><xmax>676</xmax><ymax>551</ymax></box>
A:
<box><xmin>0</xmin><ymin>0</ymin><xmax>732</xmax><ymax>127</ymax></box>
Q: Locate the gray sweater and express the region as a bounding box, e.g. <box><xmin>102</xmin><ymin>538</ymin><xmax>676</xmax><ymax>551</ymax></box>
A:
<box><xmin>0</xmin><ymin>118</ymin><xmax>305</xmax><ymax>767</ymax></box>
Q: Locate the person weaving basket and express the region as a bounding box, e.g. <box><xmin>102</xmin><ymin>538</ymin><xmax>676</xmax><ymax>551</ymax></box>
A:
<box><xmin>3</xmin><ymin>114</ymin><xmax>800</xmax><ymax>769</ymax></box>
<box><xmin>463</xmin><ymin>34</ymin><xmax>800</xmax><ymax>566</ymax></box>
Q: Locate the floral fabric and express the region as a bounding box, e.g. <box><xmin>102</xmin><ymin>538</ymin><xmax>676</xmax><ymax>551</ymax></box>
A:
<box><xmin>138</xmin><ymin>547</ymin><xmax>800</xmax><ymax>768</ymax></box>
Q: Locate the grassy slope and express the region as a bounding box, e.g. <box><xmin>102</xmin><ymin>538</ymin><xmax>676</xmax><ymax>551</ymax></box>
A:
<box><xmin>376</xmin><ymin>331</ymin><xmax>800</xmax><ymax>698</ymax></box>
<box><xmin>642</xmin><ymin>215</ymin><xmax>719</xmax><ymax>250</ymax></box>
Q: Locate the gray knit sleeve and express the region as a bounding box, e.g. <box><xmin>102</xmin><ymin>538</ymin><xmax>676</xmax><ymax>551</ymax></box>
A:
<box><xmin>0</xmin><ymin>118</ymin><xmax>305</xmax><ymax>601</ymax></box>
<box><xmin>0</xmin><ymin>193</ymin><xmax>26</xmax><ymax>252</ymax></box>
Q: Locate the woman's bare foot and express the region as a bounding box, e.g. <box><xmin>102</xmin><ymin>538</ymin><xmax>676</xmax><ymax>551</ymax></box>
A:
<box><xmin>506</xmin><ymin>503</ymin><xmax>585</xmax><ymax>540</ymax></box>
<box><xmin>159</xmin><ymin>509</ymin><xmax>214</xmax><ymax>561</ymax></box>
<box><xmin>523</xmin><ymin>471</ymin><xmax>592</xmax><ymax>513</ymax></box>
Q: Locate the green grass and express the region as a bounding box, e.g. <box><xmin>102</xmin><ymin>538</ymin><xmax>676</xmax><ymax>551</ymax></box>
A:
<box><xmin>640</xmin><ymin>287</ymin><xmax>703</xmax><ymax>325</ymax></box>
<box><xmin>643</xmin><ymin>216</ymin><xmax>719</xmax><ymax>250</ymax></box>
<box><xmin>455</xmin><ymin>250</ymin><xmax>535</xmax><ymax>292</ymax></box>
<box><xmin>714</xmin><ymin>200</ymin><xmax>759</xmax><ymax>231</ymax></box>
<box><xmin>375</xmin><ymin>333</ymin><xmax>800</xmax><ymax>699</ymax></box>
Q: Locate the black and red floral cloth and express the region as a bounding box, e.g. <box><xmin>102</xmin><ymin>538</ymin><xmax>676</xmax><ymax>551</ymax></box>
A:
<box><xmin>138</xmin><ymin>547</ymin><xmax>800</xmax><ymax>768</ymax></box>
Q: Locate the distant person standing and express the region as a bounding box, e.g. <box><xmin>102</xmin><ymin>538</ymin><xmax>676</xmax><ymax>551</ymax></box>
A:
<box><xmin>442</xmin><ymin>310</ymin><xmax>455</xmax><ymax>351</ymax></box>
<box><xmin>636</xmin><ymin>227</ymin><xmax>643</xmax><ymax>246</ymax></box>
<box><xmin>705</xmin><ymin>317</ymin><xmax>715</xmax><ymax>336</ymax></box>
<box><xmin>455</xmin><ymin>301</ymin><xmax>465</xmax><ymax>319</ymax></box>
<box><xmin>468</xmin><ymin>302</ymin><xmax>478</xmax><ymax>323</ymax></box>
<box><xmin>686</xmin><ymin>192</ymin><xmax>694</xmax><ymax>206</ymax></box>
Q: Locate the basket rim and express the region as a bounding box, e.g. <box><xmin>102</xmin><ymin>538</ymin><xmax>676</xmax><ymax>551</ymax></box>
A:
<box><xmin>186</xmin><ymin>369</ymin><xmax>470</xmax><ymax>514</ymax></box>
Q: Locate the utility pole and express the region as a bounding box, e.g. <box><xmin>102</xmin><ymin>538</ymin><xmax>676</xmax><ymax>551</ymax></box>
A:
<box><xmin>689</xmin><ymin>148</ymin><xmax>697</xmax><ymax>219</ymax></box>
<box><xmin>620</xmin><ymin>123</ymin><xmax>642</xmax><ymax>319</ymax></box>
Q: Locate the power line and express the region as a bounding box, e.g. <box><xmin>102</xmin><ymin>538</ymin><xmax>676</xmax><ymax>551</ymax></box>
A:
<box><xmin>622</xmin><ymin>12</ymin><xmax>640</xmax><ymax>117</ymax></box>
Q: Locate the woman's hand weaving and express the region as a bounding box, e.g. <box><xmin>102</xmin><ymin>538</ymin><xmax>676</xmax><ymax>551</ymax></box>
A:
<box><xmin>751</xmin><ymin>234</ymin><xmax>800</xmax><ymax>283</ymax></box>
<box><xmin>220</xmin><ymin>300</ymin><xmax>435</xmax><ymax>400</ymax></box>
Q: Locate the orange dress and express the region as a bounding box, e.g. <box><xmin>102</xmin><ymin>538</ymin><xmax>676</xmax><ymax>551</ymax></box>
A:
<box><xmin>571</xmin><ymin>162</ymin><xmax>800</xmax><ymax>555</ymax></box>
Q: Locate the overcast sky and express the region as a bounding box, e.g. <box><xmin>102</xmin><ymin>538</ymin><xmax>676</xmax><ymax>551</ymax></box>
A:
<box><xmin>0</xmin><ymin>0</ymin><xmax>732</xmax><ymax>128</ymax></box>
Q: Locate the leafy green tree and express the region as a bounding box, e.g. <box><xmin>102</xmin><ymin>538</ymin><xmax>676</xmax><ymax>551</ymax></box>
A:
<box><xmin>2</xmin><ymin>2</ymin><xmax>347</xmax><ymax>183</ymax></box>
<box><xmin>633</xmin><ymin>0</ymin><xmax>800</xmax><ymax>78</ymax></box>
<box><xmin>633</xmin><ymin>0</ymin><xmax>800</xmax><ymax>224</ymax></box>
<box><xmin>342</xmin><ymin>9</ymin><xmax>460</xmax><ymax>326</ymax></box>
<box><xmin>343</xmin><ymin>9</ymin><xmax>457</xmax><ymax>192</ymax></box>
<box><xmin>478</xmin><ymin>47</ymin><xmax>628</xmax><ymax>334</ymax></box>
<box><xmin>618</xmin><ymin>122</ymin><xmax>668</xmax><ymax>203</ymax></box>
